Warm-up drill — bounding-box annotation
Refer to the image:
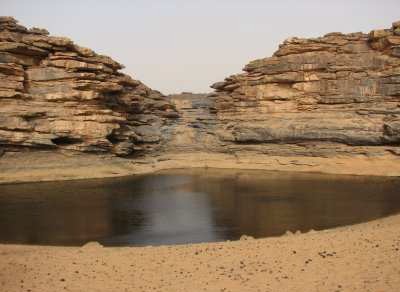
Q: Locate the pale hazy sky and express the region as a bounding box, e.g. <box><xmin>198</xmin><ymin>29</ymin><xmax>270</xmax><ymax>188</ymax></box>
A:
<box><xmin>1</xmin><ymin>0</ymin><xmax>399</xmax><ymax>94</ymax></box>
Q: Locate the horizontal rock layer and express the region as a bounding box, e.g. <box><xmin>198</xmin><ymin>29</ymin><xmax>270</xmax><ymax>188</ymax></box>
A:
<box><xmin>210</xmin><ymin>21</ymin><xmax>400</xmax><ymax>158</ymax></box>
<box><xmin>2</xmin><ymin>17</ymin><xmax>400</xmax><ymax>175</ymax></box>
<box><xmin>166</xmin><ymin>93</ymin><xmax>218</xmax><ymax>152</ymax></box>
<box><xmin>0</xmin><ymin>17</ymin><xmax>177</xmax><ymax>156</ymax></box>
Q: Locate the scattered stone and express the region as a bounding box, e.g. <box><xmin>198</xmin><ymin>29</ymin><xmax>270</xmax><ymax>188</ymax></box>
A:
<box><xmin>239</xmin><ymin>235</ymin><xmax>255</xmax><ymax>241</ymax></box>
<box><xmin>81</xmin><ymin>241</ymin><xmax>104</xmax><ymax>250</ymax></box>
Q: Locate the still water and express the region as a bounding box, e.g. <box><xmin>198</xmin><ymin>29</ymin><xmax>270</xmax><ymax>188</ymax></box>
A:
<box><xmin>0</xmin><ymin>169</ymin><xmax>399</xmax><ymax>246</ymax></box>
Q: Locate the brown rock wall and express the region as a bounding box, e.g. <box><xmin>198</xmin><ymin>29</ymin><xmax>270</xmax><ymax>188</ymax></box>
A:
<box><xmin>0</xmin><ymin>17</ymin><xmax>177</xmax><ymax>156</ymax></box>
<box><xmin>211</xmin><ymin>21</ymin><xmax>400</xmax><ymax>158</ymax></box>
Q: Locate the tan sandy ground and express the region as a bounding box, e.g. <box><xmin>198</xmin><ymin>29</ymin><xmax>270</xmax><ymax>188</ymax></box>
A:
<box><xmin>0</xmin><ymin>214</ymin><xmax>399</xmax><ymax>292</ymax></box>
<box><xmin>2</xmin><ymin>151</ymin><xmax>400</xmax><ymax>185</ymax></box>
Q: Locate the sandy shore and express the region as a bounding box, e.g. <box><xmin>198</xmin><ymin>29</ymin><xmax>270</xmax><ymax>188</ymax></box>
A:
<box><xmin>0</xmin><ymin>213</ymin><xmax>399</xmax><ymax>292</ymax></box>
<box><xmin>1</xmin><ymin>151</ymin><xmax>400</xmax><ymax>291</ymax></box>
<box><xmin>1</xmin><ymin>151</ymin><xmax>400</xmax><ymax>185</ymax></box>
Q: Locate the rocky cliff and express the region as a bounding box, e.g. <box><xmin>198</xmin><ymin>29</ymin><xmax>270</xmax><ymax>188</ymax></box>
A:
<box><xmin>0</xmin><ymin>17</ymin><xmax>177</xmax><ymax>157</ymax></box>
<box><xmin>210</xmin><ymin>21</ymin><xmax>400</xmax><ymax>159</ymax></box>
<box><xmin>2</xmin><ymin>17</ymin><xmax>400</xmax><ymax>181</ymax></box>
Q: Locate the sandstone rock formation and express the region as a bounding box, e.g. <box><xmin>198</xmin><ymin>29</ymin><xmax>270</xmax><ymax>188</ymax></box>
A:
<box><xmin>2</xmin><ymin>17</ymin><xmax>400</xmax><ymax>179</ymax></box>
<box><xmin>210</xmin><ymin>21</ymin><xmax>400</xmax><ymax>158</ymax></box>
<box><xmin>0</xmin><ymin>17</ymin><xmax>177</xmax><ymax>156</ymax></box>
<box><xmin>167</xmin><ymin>92</ymin><xmax>218</xmax><ymax>152</ymax></box>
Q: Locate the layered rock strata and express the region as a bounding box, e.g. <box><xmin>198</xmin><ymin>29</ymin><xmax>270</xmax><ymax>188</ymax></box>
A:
<box><xmin>211</xmin><ymin>21</ymin><xmax>400</xmax><ymax>159</ymax></box>
<box><xmin>0</xmin><ymin>17</ymin><xmax>177</xmax><ymax>156</ymax></box>
<box><xmin>2</xmin><ymin>17</ymin><xmax>400</xmax><ymax>180</ymax></box>
<box><xmin>167</xmin><ymin>92</ymin><xmax>218</xmax><ymax>152</ymax></box>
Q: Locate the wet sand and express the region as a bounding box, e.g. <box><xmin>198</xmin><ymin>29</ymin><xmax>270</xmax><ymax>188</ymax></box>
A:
<box><xmin>2</xmin><ymin>151</ymin><xmax>400</xmax><ymax>185</ymax></box>
<box><xmin>1</xmin><ymin>214</ymin><xmax>400</xmax><ymax>292</ymax></box>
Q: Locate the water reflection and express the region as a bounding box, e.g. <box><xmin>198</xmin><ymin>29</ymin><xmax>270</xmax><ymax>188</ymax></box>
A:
<box><xmin>0</xmin><ymin>169</ymin><xmax>399</xmax><ymax>246</ymax></box>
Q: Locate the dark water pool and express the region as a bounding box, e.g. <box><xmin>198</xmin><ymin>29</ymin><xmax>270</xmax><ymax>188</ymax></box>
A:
<box><xmin>0</xmin><ymin>169</ymin><xmax>399</xmax><ymax>246</ymax></box>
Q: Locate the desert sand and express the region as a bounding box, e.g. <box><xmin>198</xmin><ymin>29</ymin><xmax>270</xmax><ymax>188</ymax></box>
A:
<box><xmin>1</xmin><ymin>213</ymin><xmax>399</xmax><ymax>292</ymax></box>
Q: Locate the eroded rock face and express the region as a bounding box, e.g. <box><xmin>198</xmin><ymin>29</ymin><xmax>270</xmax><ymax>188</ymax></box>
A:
<box><xmin>0</xmin><ymin>17</ymin><xmax>177</xmax><ymax>156</ymax></box>
<box><xmin>167</xmin><ymin>92</ymin><xmax>218</xmax><ymax>152</ymax></box>
<box><xmin>211</xmin><ymin>21</ymin><xmax>400</xmax><ymax>157</ymax></box>
<box><xmin>2</xmin><ymin>16</ymin><xmax>400</xmax><ymax>168</ymax></box>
